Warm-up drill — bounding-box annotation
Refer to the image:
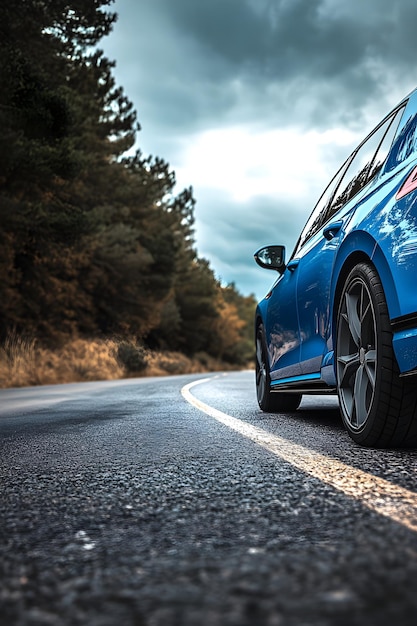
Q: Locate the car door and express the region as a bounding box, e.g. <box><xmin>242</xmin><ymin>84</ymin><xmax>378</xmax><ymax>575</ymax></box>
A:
<box><xmin>263</xmin><ymin>264</ymin><xmax>302</xmax><ymax>382</ymax></box>
<box><xmin>295</xmin><ymin>105</ymin><xmax>405</xmax><ymax>375</ymax></box>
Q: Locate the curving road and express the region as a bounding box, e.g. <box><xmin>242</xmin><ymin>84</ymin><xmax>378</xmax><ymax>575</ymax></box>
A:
<box><xmin>1</xmin><ymin>371</ymin><xmax>417</xmax><ymax>625</ymax></box>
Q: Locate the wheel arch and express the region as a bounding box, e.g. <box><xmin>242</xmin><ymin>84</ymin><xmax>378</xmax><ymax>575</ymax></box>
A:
<box><xmin>255</xmin><ymin>306</ymin><xmax>265</xmax><ymax>336</ymax></box>
<box><xmin>330</xmin><ymin>231</ymin><xmax>400</xmax><ymax>353</ymax></box>
<box><xmin>255</xmin><ymin>297</ymin><xmax>272</xmax><ymax>344</ymax></box>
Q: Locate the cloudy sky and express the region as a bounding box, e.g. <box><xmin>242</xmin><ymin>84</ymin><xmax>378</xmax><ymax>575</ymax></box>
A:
<box><xmin>102</xmin><ymin>0</ymin><xmax>417</xmax><ymax>300</ymax></box>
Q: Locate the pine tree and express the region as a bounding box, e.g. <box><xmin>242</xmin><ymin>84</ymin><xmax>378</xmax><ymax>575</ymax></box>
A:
<box><xmin>0</xmin><ymin>0</ymin><xmax>255</xmax><ymax>369</ymax></box>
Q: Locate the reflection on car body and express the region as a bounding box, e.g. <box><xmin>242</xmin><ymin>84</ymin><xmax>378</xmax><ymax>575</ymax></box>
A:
<box><xmin>254</xmin><ymin>87</ymin><xmax>417</xmax><ymax>448</ymax></box>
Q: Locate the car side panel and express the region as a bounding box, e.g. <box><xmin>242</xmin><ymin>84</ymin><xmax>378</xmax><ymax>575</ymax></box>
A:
<box><xmin>337</xmin><ymin>155</ymin><xmax>417</xmax><ymax>321</ymax></box>
<box><xmin>295</xmin><ymin>228</ymin><xmax>341</xmax><ymax>375</ymax></box>
<box><xmin>257</xmin><ymin>269</ymin><xmax>303</xmax><ymax>381</ymax></box>
<box><xmin>328</xmin><ymin>170</ymin><xmax>417</xmax><ymax>375</ymax></box>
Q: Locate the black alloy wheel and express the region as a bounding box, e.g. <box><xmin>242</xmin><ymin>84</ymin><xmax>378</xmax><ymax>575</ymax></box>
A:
<box><xmin>336</xmin><ymin>262</ymin><xmax>417</xmax><ymax>447</ymax></box>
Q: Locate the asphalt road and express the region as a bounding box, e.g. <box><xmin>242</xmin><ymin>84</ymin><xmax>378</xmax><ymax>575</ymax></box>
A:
<box><xmin>1</xmin><ymin>370</ymin><xmax>417</xmax><ymax>626</ymax></box>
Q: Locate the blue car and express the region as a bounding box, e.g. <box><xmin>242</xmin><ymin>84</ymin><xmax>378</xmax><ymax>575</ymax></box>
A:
<box><xmin>254</xmin><ymin>87</ymin><xmax>417</xmax><ymax>448</ymax></box>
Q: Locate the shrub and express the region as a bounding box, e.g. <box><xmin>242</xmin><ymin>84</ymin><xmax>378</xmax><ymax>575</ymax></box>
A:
<box><xmin>116</xmin><ymin>340</ymin><xmax>148</xmax><ymax>373</ymax></box>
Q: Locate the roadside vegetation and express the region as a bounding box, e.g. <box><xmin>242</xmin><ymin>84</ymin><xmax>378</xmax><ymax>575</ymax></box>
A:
<box><xmin>0</xmin><ymin>330</ymin><xmax>240</xmax><ymax>389</ymax></box>
<box><xmin>0</xmin><ymin>2</ymin><xmax>256</xmax><ymax>387</ymax></box>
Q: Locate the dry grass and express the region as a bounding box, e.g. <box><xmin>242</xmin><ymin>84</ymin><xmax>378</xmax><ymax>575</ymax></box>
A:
<box><xmin>0</xmin><ymin>330</ymin><xmax>38</xmax><ymax>388</ymax></box>
<box><xmin>0</xmin><ymin>332</ymin><xmax>125</xmax><ymax>388</ymax></box>
<box><xmin>145</xmin><ymin>350</ymin><xmax>227</xmax><ymax>376</ymax></box>
<box><xmin>0</xmin><ymin>332</ymin><xmax>236</xmax><ymax>388</ymax></box>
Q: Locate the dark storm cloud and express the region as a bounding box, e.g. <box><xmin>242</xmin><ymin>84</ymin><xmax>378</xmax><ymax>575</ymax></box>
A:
<box><xmin>162</xmin><ymin>0</ymin><xmax>417</xmax><ymax>82</ymax></box>
<box><xmin>107</xmin><ymin>0</ymin><xmax>417</xmax><ymax>136</ymax></box>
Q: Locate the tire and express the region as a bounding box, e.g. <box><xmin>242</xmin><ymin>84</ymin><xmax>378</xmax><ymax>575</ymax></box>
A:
<box><xmin>256</xmin><ymin>323</ymin><xmax>302</xmax><ymax>413</ymax></box>
<box><xmin>336</xmin><ymin>262</ymin><xmax>417</xmax><ymax>447</ymax></box>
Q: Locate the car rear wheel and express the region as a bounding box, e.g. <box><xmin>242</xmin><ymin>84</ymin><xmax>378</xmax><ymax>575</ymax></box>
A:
<box><xmin>336</xmin><ymin>262</ymin><xmax>417</xmax><ymax>447</ymax></box>
<box><xmin>256</xmin><ymin>324</ymin><xmax>301</xmax><ymax>413</ymax></box>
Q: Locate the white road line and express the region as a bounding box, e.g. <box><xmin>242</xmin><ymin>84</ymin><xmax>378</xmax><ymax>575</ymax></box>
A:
<box><xmin>182</xmin><ymin>377</ymin><xmax>417</xmax><ymax>532</ymax></box>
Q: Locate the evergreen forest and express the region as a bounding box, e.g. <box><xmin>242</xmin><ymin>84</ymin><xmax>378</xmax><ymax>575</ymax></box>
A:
<box><xmin>0</xmin><ymin>0</ymin><xmax>257</xmax><ymax>382</ymax></box>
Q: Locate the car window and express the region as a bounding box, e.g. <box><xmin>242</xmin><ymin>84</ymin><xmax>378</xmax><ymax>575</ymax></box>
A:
<box><xmin>328</xmin><ymin>108</ymin><xmax>404</xmax><ymax>215</ymax></box>
<box><xmin>371</xmin><ymin>105</ymin><xmax>405</xmax><ymax>174</ymax></box>
<box><xmin>385</xmin><ymin>110</ymin><xmax>417</xmax><ymax>171</ymax></box>
<box><xmin>295</xmin><ymin>106</ymin><xmax>406</xmax><ymax>254</ymax></box>
<box><xmin>296</xmin><ymin>158</ymin><xmax>352</xmax><ymax>251</ymax></box>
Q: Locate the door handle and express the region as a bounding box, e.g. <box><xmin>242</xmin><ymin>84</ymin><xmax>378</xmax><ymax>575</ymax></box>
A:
<box><xmin>323</xmin><ymin>221</ymin><xmax>343</xmax><ymax>241</ymax></box>
<box><xmin>287</xmin><ymin>259</ymin><xmax>300</xmax><ymax>272</ymax></box>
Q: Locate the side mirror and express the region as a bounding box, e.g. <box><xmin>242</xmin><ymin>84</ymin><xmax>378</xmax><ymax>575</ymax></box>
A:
<box><xmin>254</xmin><ymin>245</ymin><xmax>286</xmax><ymax>274</ymax></box>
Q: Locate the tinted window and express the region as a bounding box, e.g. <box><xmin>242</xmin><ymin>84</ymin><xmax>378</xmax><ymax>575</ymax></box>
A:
<box><xmin>297</xmin><ymin>159</ymin><xmax>351</xmax><ymax>249</ymax></box>
<box><xmin>296</xmin><ymin>106</ymin><xmax>405</xmax><ymax>252</ymax></box>
<box><xmin>385</xmin><ymin>111</ymin><xmax>417</xmax><ymax>171</ymax></box>
<box><xmin>329</xmin><ymin>110</ymin><xmax>402</xmax><ymax>215</ymax></box>
<box><xmin>372</xmin><ymin>106</ymin><xmax>405</xmax><ymax>173</ymax></box>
